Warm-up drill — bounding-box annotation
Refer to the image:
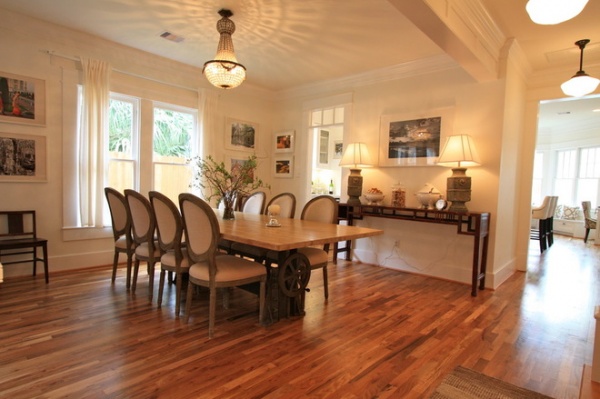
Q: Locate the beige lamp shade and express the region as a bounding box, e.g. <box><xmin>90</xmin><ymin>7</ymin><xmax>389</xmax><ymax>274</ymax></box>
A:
<box><xmin>526</xmin><ymin>0</ymin><xmax>588</xmax><ymax>25</ymax></box>
<box><xmin>339</xmin><ymin>142</ymin><xmax>374</xmax><ymax>168</ymax></box>
<box><xmin>437</xmin><ymin>135</ymin><xmax>480</xmax><ymax>168</ymax></box>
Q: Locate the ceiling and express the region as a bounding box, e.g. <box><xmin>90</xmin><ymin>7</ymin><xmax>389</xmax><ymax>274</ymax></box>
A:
<box><xmin>1</xmin><ymin>0</ymin><xmax>599</xmax><ymax>133</ymax></box>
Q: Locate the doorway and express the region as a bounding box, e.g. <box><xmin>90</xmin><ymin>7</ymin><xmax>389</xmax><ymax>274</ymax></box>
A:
<box><xmin>308</xmin><ymin>106</ymin><xmax>347</xmax><ymax>200</ymax></box>
<box><xmin>531</xmin><ymin>94</ymin><xmax>600</xmax><ymax>241</ymax></box>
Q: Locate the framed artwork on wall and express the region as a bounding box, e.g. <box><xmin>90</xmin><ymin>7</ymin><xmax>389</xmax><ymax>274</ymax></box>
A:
<box><xmin>228</xmin><ymin>156</ymin><xmax>255</xmax><ymax>180</ymax></box>
<box><xmin>0</xmin><ymin>71</ymin><xmax>46</xmax><ymax>127</ymax></box>
<box><xmin>0</xmin><ymin>132</ymin><xmax>47</xmax><ymax>182</ymax></box>
<box><xmin>273</xmin><ymin>157</ymin><xmax>293</xmax><ymax>178</ymax></box>
<box><xmin>274</xmin><ymin>130</ymin><xmax>294</xmax><ymax>153</ymax></box>
<box><xmin>225</xmin><ymin>118</ymin><xmax>258</xmax><ymax>152</ymax></box>
<box><xmin>378</xmin><ymin>107</ymin><xmax>454</xmax><ymax>167</ymax></box>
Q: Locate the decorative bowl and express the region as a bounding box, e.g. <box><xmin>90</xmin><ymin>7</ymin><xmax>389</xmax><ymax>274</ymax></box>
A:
<box><xmin>416</xmin><ymin>183</ymin><xmax>441</xmax><ymax>209</ymax></box>
<box><xmin>365</xmin><ymin>193</ymin><xmax>385</xmax><ymax>205</ymax></box>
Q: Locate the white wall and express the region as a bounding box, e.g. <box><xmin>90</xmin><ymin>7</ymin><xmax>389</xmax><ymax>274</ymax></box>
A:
<box><xmin>1</xmin><ymin>8</ymin><xmax>531</xmax><ymax>291</ymax></box>
<box><xmin>271</xmin><ymin>65</ymin><xmax>519</xmax><ymax>288</ymax></box>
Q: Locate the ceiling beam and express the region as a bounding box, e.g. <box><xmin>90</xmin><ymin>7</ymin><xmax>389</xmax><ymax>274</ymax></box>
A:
<box><xmin>388</xmin><ymin>0</ymin><xmax>505</xmax><ymax>82</ymax></box>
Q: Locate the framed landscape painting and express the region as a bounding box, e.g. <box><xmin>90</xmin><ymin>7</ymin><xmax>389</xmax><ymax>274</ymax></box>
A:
<box><xmin>378</xmin><ymin>107</ymin><xmax>453</xmax><ymax>167</ymax></box>
<box><xmin>0</xmin><ymin>71</ymin><xmax>46</xmax><ymax>126</ymax></box>
<box><xmin>225</xmin><ymin>118</ymin><xmax>258</xmax><ymax>152</ymax></box>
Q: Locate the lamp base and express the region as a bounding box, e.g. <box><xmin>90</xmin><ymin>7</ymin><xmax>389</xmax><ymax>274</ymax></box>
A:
<box><xmin>347</xmin><ymin>196</ymin><xmax>362</xmax><ymax>206</ymax></box>
<box><xmin>446</xmin><ymin>167</ymin><xmax>471</xmax><ymax>213</ymax></box>
<box><xmin>346</xmin><ymin>168</ymin><xmax>363</xmax><ymax>206</ymax></box>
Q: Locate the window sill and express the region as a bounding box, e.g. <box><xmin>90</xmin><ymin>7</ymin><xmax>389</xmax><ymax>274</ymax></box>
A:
<box><xmin>62</xmin><ymin>226</ymin><xmax>113</xmax><ymax>241</ymax></box>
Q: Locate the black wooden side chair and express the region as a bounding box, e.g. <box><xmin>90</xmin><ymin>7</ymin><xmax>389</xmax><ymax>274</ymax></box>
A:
<box><xmin>0</xmin><ymin>210</ymin><xmax>49</xmax><ymax>283</ymax></box>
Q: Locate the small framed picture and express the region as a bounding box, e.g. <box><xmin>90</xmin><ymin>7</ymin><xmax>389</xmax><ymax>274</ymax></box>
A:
<box><xmin>0</xmin><ymin>71</ymin><xmax>46</xmax><ymax>127</ymax></box>
<box><xmin>273</xmin><ymin>157</ymin><xmax>293</xmax><ymax>178</ymax></box>
<box><xmin>274</xmin><ymin>130</ymin><xmax>294</xmax><ymax>153</ymax></box>
<box><xmin>225</xmin><ymin>118</ymin><xmax>258</xmax><ymax>152</ymax></box>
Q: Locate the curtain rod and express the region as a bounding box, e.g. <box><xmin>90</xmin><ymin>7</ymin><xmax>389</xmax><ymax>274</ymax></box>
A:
<box><xmin>42</xmin><ymin>49</ymin><xmax>199</xmax><ymax>92</ymax></box>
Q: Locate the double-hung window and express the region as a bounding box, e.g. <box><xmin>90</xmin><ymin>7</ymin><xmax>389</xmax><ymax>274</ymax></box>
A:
<box><xmin>152</xmin><ymin>103</ymin><xmax>196</xmax><ymax>204</ymax></box>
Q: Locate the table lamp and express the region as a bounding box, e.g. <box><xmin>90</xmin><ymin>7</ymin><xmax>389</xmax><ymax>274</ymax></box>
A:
<box><xmin>339</xmin><ymin>142</ymin><xmax>373</xmax><ymax>206</ymax></box>
<box><xmin>436</xmin><ymin>135</ymin><xmax>480</xmax><ymax>213</ymax></box>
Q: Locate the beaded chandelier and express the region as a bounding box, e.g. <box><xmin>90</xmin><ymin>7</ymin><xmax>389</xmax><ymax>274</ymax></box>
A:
<box><xmin>203</xmin><ymin>9</ymin><xmax>246</xmax><ymax>89</ymax></box>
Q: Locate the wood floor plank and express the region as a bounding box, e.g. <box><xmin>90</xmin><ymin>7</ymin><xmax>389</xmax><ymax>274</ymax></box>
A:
<box><xmin>0</xmin><ymin>235</ymin><xmax>599</xmax><ymax>398</ymax></box>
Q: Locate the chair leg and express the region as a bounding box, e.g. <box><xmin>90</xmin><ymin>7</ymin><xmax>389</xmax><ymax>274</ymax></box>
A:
<box><xmin>111</xmin><ymin>251</ymin><xmax>119</xmax><ymax>284</ymax></box>
<box><xmin>258</xmin><ymin>279</ymin><xmax>266</xmax><ymax>324</ymax></box>
<box><xmin>132</xmin><ymin>259</ymin><xmax>140</xmax><ymax>293</ymax></box>
<box><xmin>209</xmin><ymin>287</ymin><xmax>217</xmax><ymax>339</ymax></box>
<box><xmin>175</xmin><ymin>272</ymin><xmax>183</xmax><ymax>317</ymax></box>
<box><xmin>126</xmin><ymin>254</ymin><xmax>133</xmax><ymax>289</ymax></box>
<box><xmin>42</xmin><ymin>242</ymin><xmax>49</xmax><ymax>284</ymax></box>
<box><xmin>323</xmin><ymin>266</ymin><xmax>329</xmax><ymax>300</ymax></box>
<box><xmin>547</xmin><ymin>217</ymin><xmax>554</xmax><ymax>247</ymax></box>
<box><xmin>538</xmin><ymin>219</ymin><xmax>547</xmax><ymax>253</ymax></box>
<box><xmin>584</xmin><ymin>228</ymin><xmax>590</xmax><ymax>243</ymax></box>
<box><xmin>158</xmin><ymin>269</ymin><xmax>166</xmax><ymax>307</ymax></box>
<box><xmin>184</xmin><ymin>280</ymin><xmax>194</xmax><ymax>324</ymax></box>
<box><xmin>148</xmin><ymin>262</ymin><xmax>155</xmax><ymax>301</ymax></box>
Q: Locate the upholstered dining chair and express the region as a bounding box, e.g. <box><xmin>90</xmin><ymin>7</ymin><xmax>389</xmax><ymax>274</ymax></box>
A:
<box><xmin>179</xmin><ymin>193</ymin><xmax>267</xmax><ymax>338</ymax></box>
<box><xmin>296</xmin><ymin>195</ymin><xmax>338</xmax><ymax>299</ymax></box>
<box><xmin>149</xmin><ymin>191</ymin><xmax>190</xmax><ymax>316</ymax></box>
<box><xmin>241</xmin><ymin>191</ymin><xmax>266</xmax><ymax>214</ymax></box>
<box><xmin>124</xmin><ymin>189</ymin><xmax>161</xmax><ymax>300</ymax></box>
<box><xmin>582</xmin><ymin>201</ymin><xmax>597</xmax><ymax>243</ymax></box>
<box><xmin>265</xmin><ymin>192</ymin><xmax>296</xmax><ymax>219</ymax></box>
<box><xmin>265</xmin><ymin>195</ymin><xmax>338</xmax><ymax>300</ymax></box>
<box><xmin>531</xmin><ymin>195</ymin><xmax>552</xmax><ymax>253</ymax></box>
<box><xmin>230</xmin><ymin>192</ymin><xmax>296</xmax><ymax>262</ymax></box>
<box><xmin>224</xmin><ymin>190</ymin><xmax>265</xmax><ymax>258</ymax></box>
<box><xmin>104</xmin><ymin>187</ymin><xmax>135</xmax><ymax>288</ymax></box>
<box><xmin>546</xmin><ymin>196</ymin><xmax>558</xmax><ymax>247</ymax></box>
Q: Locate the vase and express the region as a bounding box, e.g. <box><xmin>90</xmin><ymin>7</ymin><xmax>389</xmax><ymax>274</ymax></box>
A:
<box><xmin>222</xmin><ymin>205</ymin><xmax>235</xmax><ymax>220</ymax></box>
<box><xmin>221</xmin><ymin>194</ymin><xmax>236</xmax><ymax>220</ymax></box>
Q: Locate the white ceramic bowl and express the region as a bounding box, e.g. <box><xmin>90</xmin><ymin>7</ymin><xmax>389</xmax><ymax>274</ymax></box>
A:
<box><xmin>365</xmin><ymin>193</ymin><xmax>385</xmax><ymax>205</ymax></box>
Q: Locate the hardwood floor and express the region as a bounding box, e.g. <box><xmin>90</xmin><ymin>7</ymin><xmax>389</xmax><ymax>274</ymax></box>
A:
<box><xmin>1</xmin><ymin>235</ymin><xmax>599</xmax><ymax>398</ymax></box>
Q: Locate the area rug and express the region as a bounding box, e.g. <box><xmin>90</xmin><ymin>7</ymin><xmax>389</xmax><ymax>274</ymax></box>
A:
<box><xmin>430</xmin><ymin>366</ymin><xmax>554</xmax><ymax>398</ymax></box>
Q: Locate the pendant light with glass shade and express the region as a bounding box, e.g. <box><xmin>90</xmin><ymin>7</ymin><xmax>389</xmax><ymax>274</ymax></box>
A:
<box><xmin>203</xmin><ymin>9</ymin><xmax>246</xmax><ymax>89</ymax></box>
<box><xmin>561</xmin><ymin>39</ymin><xmax>600</xmax><ymax>97</ymax></box>
<box><xmin>526</xmin><ymin>0</ymin><xmax>588</xmax><ymax>25</ymax></box>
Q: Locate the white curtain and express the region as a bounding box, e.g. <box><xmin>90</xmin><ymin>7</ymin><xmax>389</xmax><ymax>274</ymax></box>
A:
<box><xmin>78</xmin><ymin>58</ymin><xmax>111</xmax><ymax>227</ymax></box>
<box><xmin>198</xmin><ymin>88</ymin><xmax>219</xmax><ymax>157</ymax></box>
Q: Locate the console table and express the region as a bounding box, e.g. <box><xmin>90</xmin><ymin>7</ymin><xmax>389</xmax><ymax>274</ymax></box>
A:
<box><xmin>336</xmin><ymin>204</ymin><xmax>490</xmax><ymax>296</ymax></box>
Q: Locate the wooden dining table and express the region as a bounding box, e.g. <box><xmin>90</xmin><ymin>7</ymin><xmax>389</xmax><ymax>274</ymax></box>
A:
<box><xmin>214</xmin><ymin>210</ymin><xmax>383</xmax><ymax>321</ymax></box>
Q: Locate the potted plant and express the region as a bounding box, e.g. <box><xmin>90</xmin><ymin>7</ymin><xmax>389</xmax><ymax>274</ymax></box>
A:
<box><xmin>190</xmin><ymin>155</ymin><xmax>269</xmax><ymax>220</ymax></box>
